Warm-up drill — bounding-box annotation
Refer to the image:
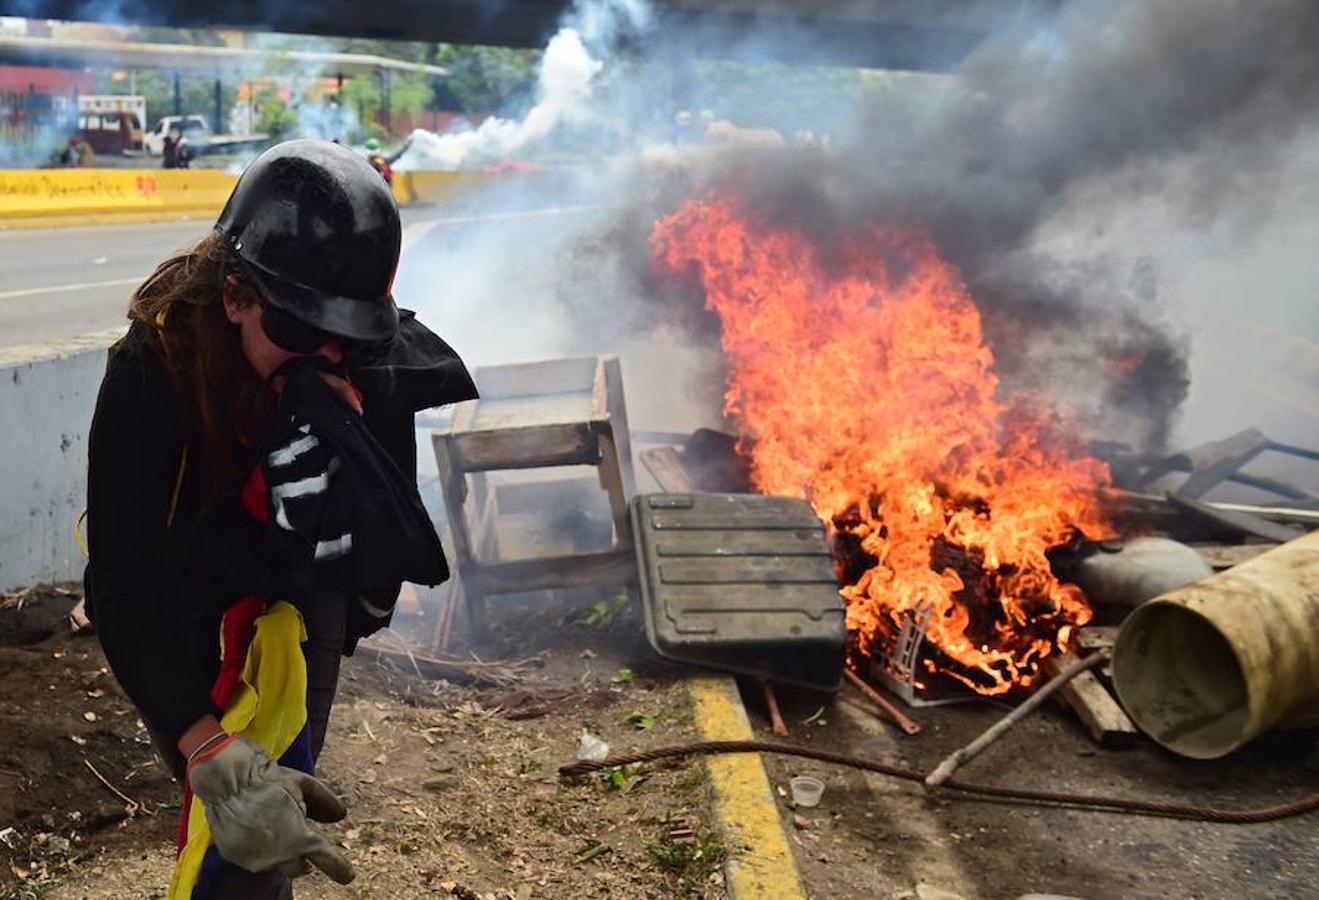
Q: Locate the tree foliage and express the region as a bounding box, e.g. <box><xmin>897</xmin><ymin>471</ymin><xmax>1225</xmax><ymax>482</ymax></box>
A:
<box><xmin>97</xmin><ymin>69</ymin><xmax>238</xmax><ymax>131</ymax></box>
<box><xmin>92</xmin><ymin>29</ymin><xmax>541</xmax><ymax>138</ymax></box>
<box><xmin>432</xmin><ymin>45</ymin><xmax>538</xmax><ymax>113</ymax></box>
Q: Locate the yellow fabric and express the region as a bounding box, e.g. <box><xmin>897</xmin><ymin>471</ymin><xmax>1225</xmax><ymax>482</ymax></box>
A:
<box><xmin>73</xmin><ymin>509</ymin><xmax>89</xmax><ymax>560</ymax></box>
<box><xmin>167</xmin><ymin>601</ymin><xmax>308</xmax><ymax>900</ymax></box>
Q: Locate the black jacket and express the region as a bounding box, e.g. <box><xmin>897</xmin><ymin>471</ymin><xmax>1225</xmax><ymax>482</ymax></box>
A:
<box><xmin>84</xmin><ymin>311</ymin><xmax>475</xmax><ymax>742</ymax></box>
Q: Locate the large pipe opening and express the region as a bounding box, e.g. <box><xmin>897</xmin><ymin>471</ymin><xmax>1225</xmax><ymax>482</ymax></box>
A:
<box><xmin>1114</xmin><ymin>604</ymin><xmax>1250</xmax><ymax>759</ymax></box>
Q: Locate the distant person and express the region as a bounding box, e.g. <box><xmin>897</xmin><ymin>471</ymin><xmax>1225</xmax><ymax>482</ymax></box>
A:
<box><xmin>61</xmin><ymin>134</ymin><xmax>96</xmax><ymax>167</ymax></box>
<box><xmin>363</xmin><ymin>137</ymin><xmax>393</xmax><ymax>186</ymax></box>
<box><xmin>83</xmin><ymin>139</ymin><xmax>474</xmax><ymax>898</ymax></box>
<box><xmin>163</xmin><ymin>128</ymin><xmax>192</xmax><ymax>170</ymax></box>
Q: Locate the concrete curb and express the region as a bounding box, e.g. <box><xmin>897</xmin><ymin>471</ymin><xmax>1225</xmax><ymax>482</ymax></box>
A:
<box><xmin>0</xmin><ymin>329</ymin><xmax>125</xmax><ymax>591</ymax></box>
<box><xmin>688</xmin><ymin>675</ymin><xmax>806</xmax><ymax>899</ymax></box>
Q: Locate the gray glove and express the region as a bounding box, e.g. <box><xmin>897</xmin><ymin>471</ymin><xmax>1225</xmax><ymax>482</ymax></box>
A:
<box><xmin>187</xmin><ymin>734</ymin><xmax>355</xmax><ymax>884</ymax></box>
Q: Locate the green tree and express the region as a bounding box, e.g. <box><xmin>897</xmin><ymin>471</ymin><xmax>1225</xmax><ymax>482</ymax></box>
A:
<box><xmin>98</xmin><ymin>69</ymin><xmax>238</xmax><ymax>132</ymax></box>
<box><xmin>253</xmin><ymin>83</ymin><xmax>297</xmax><ymax>140</ymax></box>
<box><xmin>432</xmin><ymin>45</ymin><xmax>537</xmax><ymax>113</ymax></box>
<box><xmin>125</xmin><ymin>26</ymin><xmax>226</xmax><ymax>47</ymax></box>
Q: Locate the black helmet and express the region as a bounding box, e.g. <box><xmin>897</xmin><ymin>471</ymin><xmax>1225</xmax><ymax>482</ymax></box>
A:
<box><xmin>216</xmin><ymin>139</ymin><xmax>400</xmax><ymax>342</ymax></box>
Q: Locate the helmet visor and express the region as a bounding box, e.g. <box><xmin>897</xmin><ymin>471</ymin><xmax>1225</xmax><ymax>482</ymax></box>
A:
<box><xmin>239</xmin><ymin>255</ymin><xmax>399</xmax><ymax>343</ymax></box>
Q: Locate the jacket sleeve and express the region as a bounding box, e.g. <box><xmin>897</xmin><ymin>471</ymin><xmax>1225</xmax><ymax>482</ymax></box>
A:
<box><xmin>342</xmin><ymin>401</ymin><xmax>419</xmax><ymax>653</ymax></box>
<box><xmin>85</xmin><ymin>346</ymin><xmax>223</xmax><ymax>742</ymax></box>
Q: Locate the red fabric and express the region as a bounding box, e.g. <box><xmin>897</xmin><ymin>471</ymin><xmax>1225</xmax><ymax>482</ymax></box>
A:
<box><xmin>177</xmin><ymin>782</ymin><xmax>193</xmax><ymax>854</ymax></box>
<box><xmin>240</xmin><ymin>465</ymin><xmax>270</xmax><ymax>523</ymax></box>
<box><xmin>209</xmin><ymin>595</ymin><xmax>267</xmax><ymax>708</ymax></box>
<box><xmin>176</xmin><ymin>595</ymin><xmax>266</xmax><ymax>855</ymax></box>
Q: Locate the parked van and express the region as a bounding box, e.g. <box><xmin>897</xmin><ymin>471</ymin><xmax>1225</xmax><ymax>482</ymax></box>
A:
<box><xmin>76</xmin><ymin>110</ymin><xmax>144</xmax><ymax>154</ymax></box>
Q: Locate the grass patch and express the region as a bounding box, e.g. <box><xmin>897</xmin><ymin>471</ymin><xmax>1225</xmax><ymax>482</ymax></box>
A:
<box><xmin>647</xmin><ymin>817</ymin><xmax>726</xmax><ymax>896</ymax></box>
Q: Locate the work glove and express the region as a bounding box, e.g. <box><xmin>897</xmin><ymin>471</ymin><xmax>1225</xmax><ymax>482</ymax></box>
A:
<box><xmin>263</xmin><ymin>418</ymin><xmax>354</xmax><ymax>565</ymax></box>
<box><xmin>187</xmin><ymin>733</ymin><xmax>356</xmax><ymax>884</ymax></box>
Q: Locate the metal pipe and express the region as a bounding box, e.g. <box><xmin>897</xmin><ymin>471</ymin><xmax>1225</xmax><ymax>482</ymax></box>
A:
<box><xmin>1113</xmin><ymin>529</ymin><xmax>1319</xmax><ymax>759</ymax></box>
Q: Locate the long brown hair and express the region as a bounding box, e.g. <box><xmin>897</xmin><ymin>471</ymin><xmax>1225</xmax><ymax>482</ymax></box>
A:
<box><xmin>128</xmin><ymin>231</ymin><xmax>269</xmax><ymax>498</ymax></box>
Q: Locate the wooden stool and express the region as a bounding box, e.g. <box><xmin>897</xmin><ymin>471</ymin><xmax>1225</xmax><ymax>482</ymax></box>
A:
<box><xmin>431</xmin><ymin>355</ymin><xmax>637</xmax><ymax>637</ymax></box>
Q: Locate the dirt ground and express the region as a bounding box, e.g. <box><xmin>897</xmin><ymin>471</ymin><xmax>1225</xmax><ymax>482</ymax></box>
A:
<box><xmin>0</xmin><ymin>587</ymin><xmax>727</xmax><ymax>900</ymax></box>
<box><xmin>3</xmin><ymin>584</ymin><xmax>1317</xmax><ymax>900</ymax></box>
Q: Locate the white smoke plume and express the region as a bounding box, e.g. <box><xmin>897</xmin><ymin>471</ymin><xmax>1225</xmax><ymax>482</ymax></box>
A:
<box><xmin>397</xmin><ymin>28</ymin><xmax>600</xmax><ymax>170</ymax></box>
<box><xmin>396</xmin><ymin>0</ymin><xmax>651</xmax><ymax>170</ymax></box>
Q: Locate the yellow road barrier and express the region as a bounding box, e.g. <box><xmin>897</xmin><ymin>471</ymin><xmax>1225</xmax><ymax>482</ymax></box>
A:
<box><xmin>0</xmin><ymin>169</ymin><xmax>237</xmax><ymax>219</ymax></box>
<box><xmin>391</xmin><ymin>169</ymin><xmax>501</xmax><ymax>207</ymax></box>
<box><xmin>0</xmin><ymin>168</ymin><xmax>504</xmax><ymax>227</ymax></box>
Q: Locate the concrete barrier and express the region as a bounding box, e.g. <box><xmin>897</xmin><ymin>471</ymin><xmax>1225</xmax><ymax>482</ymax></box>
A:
<box><xmin>0</xmin><ymin>330</ymin><xmax>124</xmax><ymax>591</ymax></box>
<box><xmin>0</xmin><ymin>169</ymin><xmax>237</xmax><ymax>220</ymax></box>
<box><xmin>391</xmin><ymin>170</ymin><xmax>501</xmax><ymax>207</ymax></box>
<box><xmin>0</xmin><ymin>168</ymin><xmax>504</xmax><ymax>226</ymax></box>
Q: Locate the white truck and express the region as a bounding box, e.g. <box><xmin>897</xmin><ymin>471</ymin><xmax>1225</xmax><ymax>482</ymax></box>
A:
<box><xmin>143</xmin><ymin>115</ymin><xmax>269</xmax><ymax>157</ymax></box>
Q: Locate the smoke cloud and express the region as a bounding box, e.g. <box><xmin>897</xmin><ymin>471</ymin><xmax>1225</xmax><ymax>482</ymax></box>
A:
<box><xmin>391</xmin><ymin>0</ymin><xmax>1319</xmax><ymax>478</ymax></box>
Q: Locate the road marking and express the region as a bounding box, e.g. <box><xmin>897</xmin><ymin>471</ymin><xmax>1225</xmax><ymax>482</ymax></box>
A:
<box><xmin>688</xmin><ymin>675</ymin><xmax>806</xmax><ymax>900</ymax></box>
<box><xmin>0</xmin><ymin>276</ymin><xmax>144</xmax><ymax>301</ymax></box>
<box><xmin>0</xmin><ymin>205</ymin><xmax>606</xmax><ymax>300</ymax></box>
<box><xmin>401</xmin><ymin>203</ymin><xmax>605</xmax><ymax>252</ymax></box>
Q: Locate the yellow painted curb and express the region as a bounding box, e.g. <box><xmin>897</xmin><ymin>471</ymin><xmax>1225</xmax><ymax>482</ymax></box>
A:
<box><xmin>688</xmin><ymin>675</ymin><xmax>806</xmax><ymax>900</ymax></box>
<box><xmin>0</xmin><ymin>210</ymin><xmax>216</xmax><ymax>231</ymax></box>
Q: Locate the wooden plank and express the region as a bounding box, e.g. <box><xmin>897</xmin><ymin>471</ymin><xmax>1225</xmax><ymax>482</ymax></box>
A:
<box><xmin>430</xmin><ymin>433</ymin><xmax>472</xmax><ymax>561</ymax></box>
<box><xmin>465</xmin><ymin>392</ymin><xmax>597</xmax><ymax>432</ymax></box>
<box><xmin>640</xmin><ymin>446</ymin><xmax>696</xmax><ymax>493</ymax></box>
<box><xmin>1042</xmin><ymin>652</ymin><xmax>1139</xmax><ymax>748</ymax></box>
<box><xmin>1075</xmin><ymin>626</ymin><xmax>1118</xmax><ymax>653</ymax></box>
<box><xmin>597</xmin><ymin>430</ymin><xmax>633</xmax><ymax>548</ymax></box>
<box><xmin>1175</xmin><ymin>428</ymin><xmax>1270</xmax><ymax>499</ymax></box>
<box><xmin>1166</xmin><ymin>493</ymin><xmax>1305</xmax><ymax>543</ymax></box>
<box><xmin>599</xmin><ymin>355</ymin><xmax>636</xmax><ymax>497</ymax></box>
<box><xmin>475</xmin><ymin>549</ymin><xmax>636</xmax><ymax>595</ymax></box>
<box><xmin>452</xmin><ymin>421</ymin><xmax>597</xmax><ymax>470</ymax></box>
<box><xmin>473</xmin><ymin>355</ymin><xmax>599</xmax><ymax>399</ymax></box>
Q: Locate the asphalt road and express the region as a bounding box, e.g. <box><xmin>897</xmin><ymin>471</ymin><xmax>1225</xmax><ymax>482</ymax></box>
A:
<box><xmin>0</xmin><ymin>208</ymin><xmax>457</xmax><ymax>349</ymax></box>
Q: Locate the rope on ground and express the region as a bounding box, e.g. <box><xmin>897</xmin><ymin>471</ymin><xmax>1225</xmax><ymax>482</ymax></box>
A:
<box><xmin>557</xmin><ymin>739</ymin><xmax>1319</xmax><ymax>824</ymax></box>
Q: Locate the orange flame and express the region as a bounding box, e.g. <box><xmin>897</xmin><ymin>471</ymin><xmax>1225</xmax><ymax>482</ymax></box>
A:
<box><xmin>652</xmin><ymin>195</ymin><xmax>1115</xmax><ymax>695</ymax></box>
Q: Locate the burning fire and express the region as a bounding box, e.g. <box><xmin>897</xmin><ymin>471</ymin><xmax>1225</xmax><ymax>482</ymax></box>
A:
<box><xmin>652</xmin><ymin>194</ymin><xmax>1115</xmax><ymax>695</ymax></box>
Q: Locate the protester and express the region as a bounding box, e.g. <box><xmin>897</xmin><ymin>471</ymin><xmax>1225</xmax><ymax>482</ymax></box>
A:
<box><xmin>83</xmin><ymin>139</ymin><xmax>476</xmax><ymax>898</ymax></box>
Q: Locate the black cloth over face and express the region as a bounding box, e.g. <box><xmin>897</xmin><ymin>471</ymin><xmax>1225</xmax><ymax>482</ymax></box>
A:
<box><xmin>266</xmin><ymin>354</ymin><xmax>450</xmax><ymax>593</ymax></box>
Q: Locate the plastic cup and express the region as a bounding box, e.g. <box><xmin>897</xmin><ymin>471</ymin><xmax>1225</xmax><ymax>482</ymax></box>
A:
<box><xmin>789</xmin><ymin>775</ymin><xmax>825</xmax><ymax>808</ymax></box>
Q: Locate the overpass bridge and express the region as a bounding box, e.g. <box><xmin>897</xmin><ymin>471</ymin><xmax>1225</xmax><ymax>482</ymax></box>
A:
<box><xmin>0</xmin><ymin>0</ymin><xmax>1054</xmax><ymax>70</ymax></box>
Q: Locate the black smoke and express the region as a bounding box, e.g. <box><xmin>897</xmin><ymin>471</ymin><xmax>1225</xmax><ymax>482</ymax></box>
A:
<box><xmin>687</xmin><ymin>0</ymin><xmax>1319</xmax><ymax>451</ymax></box>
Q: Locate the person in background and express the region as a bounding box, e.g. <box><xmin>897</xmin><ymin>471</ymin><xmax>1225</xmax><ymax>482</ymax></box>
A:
<box><xmin>162</xmin><ymin>127</ymin><xmax>191</xmax><ymax>169</ymax></box>
<box><xmin>363</xmin><ymin>137</ymin><xmax>393</xmax><ymax>186</ymax></box>
<box><xmin>61</xmin><ymin>134</ymin><xmax>96</xmax><ymax>167</ymax></box>
<box><xmin>83</xmin><ymin>139</ymin><xmax>475</xmax><ymax>898</ymax></box>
